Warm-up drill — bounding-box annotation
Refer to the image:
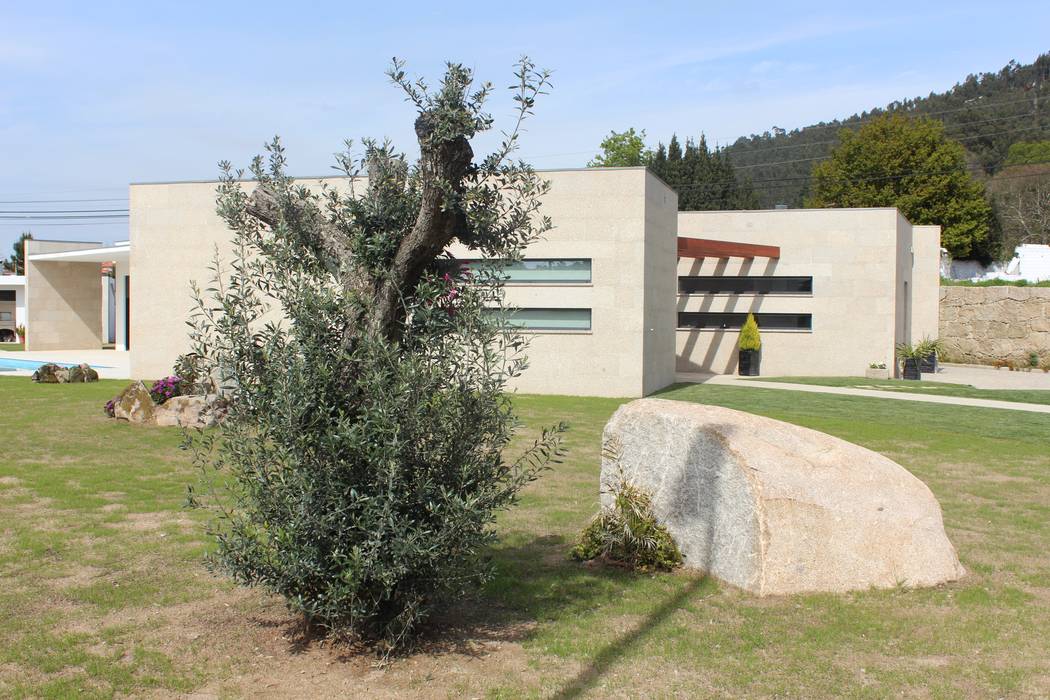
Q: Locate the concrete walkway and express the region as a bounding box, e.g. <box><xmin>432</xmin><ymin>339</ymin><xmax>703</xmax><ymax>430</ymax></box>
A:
<box><xmin>0</xmin><ymin>349</ymin><xmax>130</xmax><ymax>379</ymax></box>
<box><xmin>676</xmin><ymin>372</ymin><xmax>1050</xmax><ymax>414</ymax></box>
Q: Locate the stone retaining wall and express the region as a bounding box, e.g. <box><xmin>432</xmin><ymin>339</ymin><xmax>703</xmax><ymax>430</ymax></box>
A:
<box><xmin>939</xmin><ymin>286</ymin><xmax>1050</xmax><ymax>365</ymax></box>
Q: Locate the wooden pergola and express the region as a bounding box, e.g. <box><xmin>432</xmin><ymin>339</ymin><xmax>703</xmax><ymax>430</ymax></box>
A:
<box><xmin>677</xmin><ymin>236</ymin><xmax>780</xmax><ymax>260</ymax></box>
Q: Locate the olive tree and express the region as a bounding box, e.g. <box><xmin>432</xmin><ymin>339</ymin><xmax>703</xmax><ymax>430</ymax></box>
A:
<box><xmin>186</xmin><ymin>58</ymin><xmax>564</xmax><ymax>649</ymax></box>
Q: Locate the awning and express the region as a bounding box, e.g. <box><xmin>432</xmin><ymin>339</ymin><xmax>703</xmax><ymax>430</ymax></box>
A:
<box><xmin>678</xmin><ymin>237</ymin><xmax>780</xmax><ymax>260</ymax></box>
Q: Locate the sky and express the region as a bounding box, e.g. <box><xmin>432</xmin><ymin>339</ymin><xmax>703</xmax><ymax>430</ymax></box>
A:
<box><xmin>1</xmin><ymin>1</ymin><xmax>1048</xmax><ymax>254</ymax></box>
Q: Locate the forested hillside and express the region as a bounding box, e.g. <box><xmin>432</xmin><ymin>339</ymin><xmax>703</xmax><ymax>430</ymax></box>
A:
<box><xmin>725</xmin><ymin>54</ymin><xmax>1050</xmax><ymax>208</ymax></box>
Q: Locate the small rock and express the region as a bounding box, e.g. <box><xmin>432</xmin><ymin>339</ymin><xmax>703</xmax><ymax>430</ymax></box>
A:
<box><xmin>112</xmin><ymin>381</ymin><xmax>156</xmax><ymax>424</ymax></box>
<box><xmin>154</xmin><ymin>395</ymin><xmax>223</xmax><ymax>429</ymax></box>
<box><xmin>31</xmin><ymin>363</ymin><xmax>62</xmax><ymax>383</ymax></box>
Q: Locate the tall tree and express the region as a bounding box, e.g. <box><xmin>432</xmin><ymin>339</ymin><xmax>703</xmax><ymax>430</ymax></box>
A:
<box><xmin>807</xmin><ymin>114</ymin><xmax>993</xmax><ymax>260</ymax></box>
<box><xmin>649</xmin><ymin>134</ymin><xmax>758</xmax><ymax>210</ymax></box>
<box><xmin>187</xmin><ymin>58</ymin><xmax>565</xmax><ymax>649</ymax></box>
<box><xmin>3</xmin><ymin>232</ymin><xmax>32</xmax><ymax>274</ymax></box>
<box><xmin>588</xmin><ymin>127</ymin><xmax>649</xmax><ymax>167</ymax></box>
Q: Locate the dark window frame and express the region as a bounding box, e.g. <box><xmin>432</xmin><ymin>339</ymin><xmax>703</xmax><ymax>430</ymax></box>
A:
<box><xmin>678</xmin><ymin>276</ymin><xmax>813</xmax><ymax>295</ymax></box>
<box><xmin>678</xmin><ymin>312</ymin><xmax>812</xmax><ymax>331</ymax></box>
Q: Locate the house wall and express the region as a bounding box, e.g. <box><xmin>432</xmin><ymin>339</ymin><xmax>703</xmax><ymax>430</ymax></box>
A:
<box><xmin>24</xmin><ymin>240</ymin><xmax>104</xmax><ymax>351</ymax></box>
<box><xmin>910</xmin><ymin>224</ymin><xmax>942</xmax><ymax>343</ymax></box>
<box><xmin>129</xmin><ymin>168</ymin><xmax>678</xmax><ymax>396</ymax></box>
<box><xmin>675</xmin><ymin>209</ymin><xmax>905</xmax><ymax>376</ymax></box>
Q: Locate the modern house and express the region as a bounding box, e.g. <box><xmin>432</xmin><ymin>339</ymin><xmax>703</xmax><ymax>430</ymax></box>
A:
<box><xmin>0</xmin><ymin>274</ymin><xmax>25</xmax><ymax>343</ymax></box>
<box><xmin>22</xmin><ymin>239</ymin><xmax>129</xmax><ymax>352</ymax></box>
<box><xmin>23</xmin><ymin>167</ymin><xmax>941</xmax><ymax>397</ymax></box>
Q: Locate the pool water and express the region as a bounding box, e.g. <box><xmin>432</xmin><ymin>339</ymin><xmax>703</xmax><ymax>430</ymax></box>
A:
<box><xmin>0</xmin><ymin>357</ymin><xmax>112</xmax><ymax>372</ymax></box>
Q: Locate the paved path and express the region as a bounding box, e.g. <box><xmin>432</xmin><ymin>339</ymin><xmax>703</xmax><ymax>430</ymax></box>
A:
<box><xmin>677</xmin><ymin>373</ymin><xmax>1050</xmax><ymax>414</ymax></box>
<box><xmin>932</xmin><ymin>363</ymin><xmax>1050</xmax><ymax>390</ymax></box>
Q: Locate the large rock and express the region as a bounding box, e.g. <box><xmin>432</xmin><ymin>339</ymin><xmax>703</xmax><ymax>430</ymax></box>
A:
<box><xmin>112</xmin><ymin>381</ymin><xmax>156</xmax><ymax>424</ymax></box>
<box><xmin>154</xmin><ymin>395</ymin><xmax>222</xmax><ymax>429</ymax></box>
<box><xmin>601</xmin><ymin>398</ymin><xmax>964</xmax><ymax>595</ymax></box>
<box><xmin>31</xmin><ymin>363</ymin><xmax>62</xmax><ymax>383</ymax></box>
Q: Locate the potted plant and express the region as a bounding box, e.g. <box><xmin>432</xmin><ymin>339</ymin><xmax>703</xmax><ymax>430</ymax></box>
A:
<box><xmin>895</xmin><ymin>342</ymin><xmax>922</xmax><ymax>380</ymax></box>
<box><xmin>738</xmin><ymin>313</ymin><xmax>761</xmax><ymax>376</ymax></box>
<box><xmin>14</xmin><ymin>325</ymin><xmax>25</xmax><ymax>345</ymax></box>
<box><xmin>865</xmin><ymin>362</ymin><xmax>890</xmax><ymax>380</ymax></box>
<box><xmin>916</xmin><ymin>337</ymin><xmax>944</xmax><ymax>373</ymax></box>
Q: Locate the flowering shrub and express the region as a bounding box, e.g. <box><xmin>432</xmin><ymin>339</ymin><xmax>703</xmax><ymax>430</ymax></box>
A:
<box><xmin>148</xmin><ymin>376</ymin><xmax>183</xmax><ymax>404</ymax></box>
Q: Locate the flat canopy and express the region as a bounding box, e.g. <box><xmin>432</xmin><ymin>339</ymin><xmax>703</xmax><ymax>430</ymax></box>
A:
<box><xmin>27</xmin><ymin>244</ymin><xmax>130</xmax><ymax>264</ymax></box>
<box><xmin>678</xmin><ymin>237</ymin><xmax>780</xmax><ymax>260</ymax></box>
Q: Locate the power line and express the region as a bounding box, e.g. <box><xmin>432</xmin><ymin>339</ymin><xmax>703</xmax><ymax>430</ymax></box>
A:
<box><xmin>0</xmin><ymin>197</ymin><xmax>128</xmax><ymax>204</ymax></box>
<box><xmin>0</xmin><ymin>209</ymin><xmax>129</xmax><ymax>214</ymax></box>
<box><xmin>0</xmin><ymin>214</ymin><xmax>129</xmax><ymax>220</ymax></box>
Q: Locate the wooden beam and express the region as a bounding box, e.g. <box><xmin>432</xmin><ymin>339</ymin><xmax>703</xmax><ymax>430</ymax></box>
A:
<box><xmin>677</xmin><ymin>237</ymin><xmax>780</xmax><ymax>259</ymax></box>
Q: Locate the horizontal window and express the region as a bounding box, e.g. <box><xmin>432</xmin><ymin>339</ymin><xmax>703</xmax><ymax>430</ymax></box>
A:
<box><xmin>0</xmin><ymin>312</ymin><xmax>11</xmax><ymax>321</ymax></box>
<box><xmin>506</xmin><ymin>308</ymin><xmax>592</xmax><ymax>331</ymax></box>
<box><xmin>0</xmin><ymin>290</ymin><xmax>15</xmax><ymax>301</ymax></box>
<box><xmin>678</xmin><ymin>312</ymin><xmax>812</xmax><ymax>331</ymax></box>
<box><xmin>678</xmin><ymin>276</ymin><xmax>813</xmax><ymax>295</ymax></box>
<box><xmin>464</xmin><ymin>258</ymin><xmax>591</xmax><ymax>284</ymax></box>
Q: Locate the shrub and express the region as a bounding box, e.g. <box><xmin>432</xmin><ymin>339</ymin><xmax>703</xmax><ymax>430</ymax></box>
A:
<box><xmin>738</xmin><ymin>313</ymin><xmax>761</xmax><ymax>351</ymax></box>
<box><xmin>186</xmin><ymin>59</ymin><xmax>565</xmax><ymax>650</ymax></box>
<box><xmin>1029</xmin><ymin>351</ymin><xmax>1040</xmax><ymax>369</ymax></box>
<box><xmin>571</xmin><ymin>467</ymin><xmax>683</xmax><ymax>572</ymax></box>
<box><xmin>571</xmin><ymin>441</ymin><xmax>683</xmax><ymax>572</ymax></box>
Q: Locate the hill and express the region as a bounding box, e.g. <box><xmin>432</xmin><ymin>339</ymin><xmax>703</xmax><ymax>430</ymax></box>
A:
<box><xmin>724</xmin><ymin>53</ymin><xmax>1050</xmax><ymax>208</ymax></box>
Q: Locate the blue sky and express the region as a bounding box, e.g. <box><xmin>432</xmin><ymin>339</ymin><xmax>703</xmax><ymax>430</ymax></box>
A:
<box><xmin>1</xmin><ymin>1</ymin><xmax>1048</xmax><ymax>253</ymax></box>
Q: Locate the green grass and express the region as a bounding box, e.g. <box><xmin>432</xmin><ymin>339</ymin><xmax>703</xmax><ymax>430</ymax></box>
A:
<box><xmin>941</xmin><ymin>276</ymin><xmax>1050</xmax><ymax>287</ymax></box>
<box><xmin>1</xmin><ymin>378</ymin><xmax>1049</xmax><ymax>697</ymax></box>
<box><xmin>0</xmin><ymin>342</ymin><xmax>24</xmax><ymax>351</ymax></box>
<box><xmin>752</xmin><ymin>374</ymin><xmax>1050</xmax><ymax>405</ymax></box>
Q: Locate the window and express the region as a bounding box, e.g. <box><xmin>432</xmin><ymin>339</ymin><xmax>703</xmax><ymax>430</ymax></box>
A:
<box><xmin>464</xmin><ymin>259</ymin><xmax>591</xmax><ymax>284</ymax></box>
<box><xmin>678</xmin><ymin>276</ymin><xmax>812</xmax><ymax>295</ymax></box>
<box><xmin>0</xmin><ymin>290</ymin><xmax>15</xmax><ymax>301</ymax></box>
<box><xmin>506</xmin><ymin>308</ymin><xmax>592</xmax><ymax>331</ymax></box>
<box><xmin>678</xmin><ymin>312</ymin><xmax>811</xmax><ymax>331</ymax></box>
<box><xmin>0</xmin><ymin>312</ymin><xmax>11</xmax><ymax>321</ymax></box>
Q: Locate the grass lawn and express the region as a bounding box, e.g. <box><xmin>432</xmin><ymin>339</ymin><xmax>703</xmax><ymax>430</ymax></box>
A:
<box><xmin>1</xmin><ymin>378</ymin><xmax>1048</xmax><ymax>697</ymax></box>
<box><xmin>0</xmin><ymin>342</ymin><xmax>24</xmax><ymax>352</ymax></box>
<box><xmin>753</xmin><ymin>375</ymin><xmax>1050</xmax><ymax>405</ymax></box>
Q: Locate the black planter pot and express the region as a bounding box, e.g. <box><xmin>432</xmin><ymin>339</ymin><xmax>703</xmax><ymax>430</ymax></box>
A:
<box><xmin>738</xmin><ymin>349</ymin><xmax>761</xmax><ymax>376</ymax></box>
<box><xmin>901</xmin><ymin>358</ymin><xmax>921</xmax><ymax>380</ymax></box>
<box><xmin>919</xmin><ymin>353</ymin><xmax>937</xmax><ymax>373</ymax></box>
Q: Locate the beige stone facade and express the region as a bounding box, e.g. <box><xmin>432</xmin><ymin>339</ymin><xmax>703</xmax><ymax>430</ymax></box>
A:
<box><xmin>939</xmin><ymin>286</ymin><xmax>1050</xmax><ymax>365</ymax></box>
<box><xmin>11</xmin><ymin>167</ymin><xmax>941</xmax><ymax>394</ymax></box>
<box><xmin>676</xmin><ymin>209</ymin><xmax>941</xmax><ymax>376</ymax></box>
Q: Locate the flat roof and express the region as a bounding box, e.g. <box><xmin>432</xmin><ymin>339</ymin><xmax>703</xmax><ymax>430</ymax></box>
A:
<box><xmin>27</xmin><ymin>244</ymin><xmax>130</xmax><ymax>263</ymax></box>
<box><xmin>128</xmin><ymin>165</ymin><xmax>656</xmax><ymax>187</ymax></box>
<box><xmin>0</xmin><ymin>275</ymin><xmax>25</xmax><ymax>287</ymax></box>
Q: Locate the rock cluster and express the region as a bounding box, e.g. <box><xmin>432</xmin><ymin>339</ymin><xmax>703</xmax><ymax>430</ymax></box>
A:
<box><xmin>601</xmin><ymin>398</ymin><xmax>965</xmax><ymax>595</ymax></box>
<box><xmin>32</xmin><ymin>363</ymin><xmax>99</xmax><ymax>383</ymax></box>
<box><xmin>110</xmin><ymin>381</ymin><xmax>222</xmax><ymax>429</ymax></box>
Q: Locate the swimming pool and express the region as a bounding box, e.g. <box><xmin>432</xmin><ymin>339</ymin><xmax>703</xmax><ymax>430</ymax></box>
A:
<box><xmin>0</xmin><ymin>357</ymin><xmax>112</xmax><ymax>372</ymax></box>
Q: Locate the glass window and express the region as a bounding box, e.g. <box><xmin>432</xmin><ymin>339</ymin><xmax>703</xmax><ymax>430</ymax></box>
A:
<box><xmin>678</xmin><ymin>312</ymin><xmax>811</xmax><ymax>330</ymax></box>
<box><xmin>0</xmin><ymin>312</ymin><xmax>11</xmax><ymax>321</ymax></box>
<box><xmin>678</xmin><ymin>276</ymin><xmax>813</xmax><ymax>295</ymax></box>
<box><xmin>464</xmin><ymin>259</ymin><xmax>591</xmax><ymax>283</ymax></box>
<box><xmin>505</xmin><ymin>308</ymin><xmax>592</xmax><ymax>331</ymax></box>
<box><xmin>0</xmin><ymin>290</ymin><xmax>15</xmax><ymax>301</ymax></box>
